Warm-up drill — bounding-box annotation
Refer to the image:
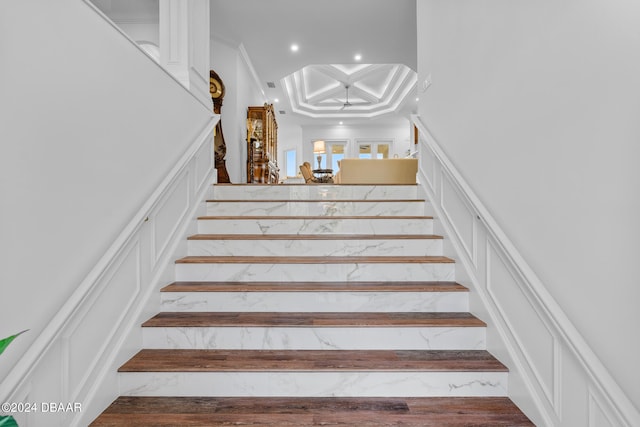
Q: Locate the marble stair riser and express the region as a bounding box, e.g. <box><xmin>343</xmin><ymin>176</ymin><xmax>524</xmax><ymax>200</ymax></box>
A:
<box><xmin>211</xmin><ymin>185</ymin><xmax>418</xmax><ymax>201</ymax></box>
<box><xmin>119</xmin><ymin>371</ymin><xmax>508</xmax><ymax>398</ymax></box>
<box><xmin>160</xmin><ymin>291</ymin><xmax>468</xmax><ymax>313</ymax></box>
<box><xmin>187</xmin><ymin>238</ymin><xmax>443</xmax><ymax>257</ymax></box>
<box><xmin>206</xmin><ymin>201</ymin><xmax>425</xmax><ymax>217</ymax></box>
<box><xmin>175</xmin><ymin>262</ymin><xmax>455</xmax><ymax>282</ymax></box>
<box><xmin>142</xmin><ymin>326</ymin><xmax>486</xmax><ymax>351</ymax></box>
<box><xmin>197</xmin><ymin>218</ymin><xmax>434</xmax><ymax>235</ymax></box>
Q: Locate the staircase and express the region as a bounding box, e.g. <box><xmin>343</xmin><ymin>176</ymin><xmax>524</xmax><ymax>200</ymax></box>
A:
<box><xmin>91</xmin><ymin>184</ymin><xmax>533</xmax><ymax>426</ymax></box>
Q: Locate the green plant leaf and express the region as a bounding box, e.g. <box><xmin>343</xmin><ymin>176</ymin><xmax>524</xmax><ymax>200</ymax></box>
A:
<box><xmin>0</xmin><ymin>330</ymin><xmax>28</xmax><ymax>356</ymax></box>
<box><xmin>0</xmin><ymin>416</ymin><xmax>19</xmax><ymax>427</ymax></box>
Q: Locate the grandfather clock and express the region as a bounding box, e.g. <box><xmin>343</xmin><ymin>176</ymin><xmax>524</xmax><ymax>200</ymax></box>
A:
<box><xmin>209</xmin><ymin>70</ymin><xmax>231</xmax><ymax>183</ymax></box>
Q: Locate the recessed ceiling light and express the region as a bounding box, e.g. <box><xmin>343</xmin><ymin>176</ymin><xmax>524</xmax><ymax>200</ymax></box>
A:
<box><xmin>290</xmin><ymin>44</ymin><xmax>299</xmax><ymax>52</ymax></box>
<box><xmin>274</xmin><ymin>98</ymin><xmax>280</xmax><ymax>103</ymax></box>
<box><xmin>416</xmin><ymin>97</ymin><xmax>419</xmax><ymax>101</ymax></box>
<box><xmin>339</xmin><ymin>121</ymin><xmax>344</xmax><ymax>125</ymax></box>
<box><xmin>354</xmin><ymin>54</ymin><xmax>362</xmax><ymax>61</ymax></box>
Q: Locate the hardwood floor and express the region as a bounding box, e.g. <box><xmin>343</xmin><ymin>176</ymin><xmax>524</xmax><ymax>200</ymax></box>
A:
<box><xmin>91</xmin><ymin>396</ymin><xmax>534</xmax><ymax>426</ymax></box>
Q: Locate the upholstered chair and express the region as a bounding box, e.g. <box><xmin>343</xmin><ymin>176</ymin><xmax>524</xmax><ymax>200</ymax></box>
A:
<box><xmin>299</xmin><ymin>162</ymin><xmax>317</xmax><ymax>184</ymax></box>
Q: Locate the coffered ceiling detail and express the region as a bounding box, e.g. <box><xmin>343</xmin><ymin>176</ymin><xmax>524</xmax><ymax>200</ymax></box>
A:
<box><xmin>282</xmin><ymin>64</ymin><xmax>417</xmax><ymax>119</ymax></box>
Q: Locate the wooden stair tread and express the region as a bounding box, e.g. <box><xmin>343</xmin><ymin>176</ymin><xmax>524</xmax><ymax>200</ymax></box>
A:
<box><xmin>142</xmin><ymin>312</ymin><xmax>485</xmax><ymax>328</ymax></box>
<box><xmin>188</xmin><ymin>233</ymin><xmax>443</xmax><ymax>240</ymax></box>
<box><xmin>198</xmin><ymin>215</ymin><xmax>433</xmax><ymax>220</ymax></box>
<box><xmin>207</xmin><ymin>199</ymin><xmax>426</xmax><ymax>203</ymax></box>
<box><xmin>176</xmin><ymin>255</ymin><xmax>455</xmax><ymax>264</ymax></box>
<box><xmin>91</xmin><ymin>396</ymin><xmax>533</xmax><ymax>426</ymax></box>
<box><xmin>118</xmin><ymin>350</ymin><xmax>507</xmax><ymax>372</ymax></box>
<box><xmin>212</xmin><ymin>183</ymin><xmax>418</xmax><ymax>186</ymax></box>
<box><xmin>161</xmin><ymin>281</ymin><xmax>468</xmax><ymax>292</ymax></box>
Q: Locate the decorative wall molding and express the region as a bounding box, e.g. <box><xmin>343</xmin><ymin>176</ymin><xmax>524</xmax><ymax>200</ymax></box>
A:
<box><xmin>589</xmin><ymin>387</ymin><xmax>616</xmax><ymax>427</ymax></box>
<box><xmin>150</xmin><ymin>169</ymin><xmax>190</xmax><ymax>266</ymax></box>
<box><xmin>485</xmin><ymin>237</ymin><xmax>560</xmax><ymax>415</ymax></box>
<box><xmin>440</xmin><ymin>170</ymin><xmax>477</xmax><ymax>266</ymax></box>
<box><xmin>412</xmin><ymin>115</ymin><xmax>640</xmax><ymax>427</ymax></box>
<box><xmin>1</xmin><ymin>117</ymin><xmax>218</xmax><ymax>427</ymax></box>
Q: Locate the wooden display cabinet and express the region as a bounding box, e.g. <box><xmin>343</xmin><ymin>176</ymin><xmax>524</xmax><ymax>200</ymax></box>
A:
<box><xmin>246</xmin><ymin>104</ymin><xmax>279</xmax><ymax>184</ymax></box>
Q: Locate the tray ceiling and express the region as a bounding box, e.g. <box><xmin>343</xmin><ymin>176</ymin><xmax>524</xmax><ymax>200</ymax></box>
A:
<box><xmin>283</xmin><ymin>64</ymin><xmax>417</xmax><ymax>119</ymax></box>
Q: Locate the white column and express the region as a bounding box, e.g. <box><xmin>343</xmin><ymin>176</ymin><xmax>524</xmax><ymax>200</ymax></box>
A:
<box><xmin>187</xmin><ymin>0</ymin><xmax>211</xmax><ymax>106</ymax></box>
<box><xmin>159</xmin><ymin>0</ymin><xmax>211</xmax><ymax>108</ymax></box>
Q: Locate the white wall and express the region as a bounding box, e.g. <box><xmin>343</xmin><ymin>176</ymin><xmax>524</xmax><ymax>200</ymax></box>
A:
<box><xmin>210</xmin><ymin>38</ymin><xmax>266</xmax><ymax>183</ymax></box>
<box><xmin>0</xmin><ymin>0</ymin><xmax>212</xmax><ymax>402</ymax></box>
<box><xmin>417</xmin><ymin>0</ymin><xmax>640</xmax><ymax>413</ymax></box>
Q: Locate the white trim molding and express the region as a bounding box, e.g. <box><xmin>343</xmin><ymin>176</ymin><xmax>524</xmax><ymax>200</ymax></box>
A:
<box><xmin>0</xmin><ymin>116</ymin><xmax>218</xmax><ymax>427</ymax></box>
<box><xmin>412</xmin><ymin>115</ymin><xmax>640</xmax><ymax>427</ymax></box>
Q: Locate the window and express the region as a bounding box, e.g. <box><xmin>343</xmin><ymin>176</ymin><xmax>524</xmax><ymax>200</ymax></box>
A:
<box><xmin>359</xmin><ymin>143</ymin><xmax>390</xmax><ymax>159</ymax></box>
<box><xmin>284</xmin><ymin>149</ymin><xmax>297</xmax><ymax>177</ymax></box>
<box><xmin>330</xmin><ymin>144</ymin><xmax>345</xmax><ymax>171</ymax></box>
<box><xmin>359</xmin><ymin>144</ymin><xmax>372</xmax><ymax>159</ymax></box>
<box><xmin>312</xmin><ymin>140</ymin><xmax>346</xmax><ymax>172</ymax></box>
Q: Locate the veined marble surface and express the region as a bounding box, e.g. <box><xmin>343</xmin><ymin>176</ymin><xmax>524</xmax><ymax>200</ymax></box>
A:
<box><xmin>197</xmin><ymin>217</ymin><xmax>433</xmax><ymax>235</ymax></box>
<box><xmin>206</xmin><ymin>200</ymin><xmax>425</xmax><ymax>217</ymax></box>
<box><xmin>175</xmin><ymin>262</ymin><xmax>455</xmax><ymax>282</ymax></box>
<box><xmin>119</xmin><ymin>371</ymin><xmax>508</xmax><ymax>397</ymax></box>
<box><xmin>188</xmin><ymin>237</ymin><xmax>443</xmax><ymax>257</ymax></box>
<box><xmin>211</xmin><ymin>185</ymin><xmax>419</xmax><ymax>200</ymax></box>
<box><xmin>142</xmin><ymin>326</ymin><xmax>486</xmax><ymax>351</ymax></box>
<box><xmin>160</xmin><ymin>291</ymin><xmax>468</xmax><ymax>313</ymax></box>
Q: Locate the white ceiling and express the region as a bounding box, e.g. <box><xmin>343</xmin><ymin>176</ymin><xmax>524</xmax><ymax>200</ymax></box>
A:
<box><xmin>283</xmin><ymin>63</ymin><xmax>417</xmax><ymax>120</ymax></box>
<box><xmin>211</xmin><ymin>0</ymin><xmax>418</xmax><ymax>126</ymax></box>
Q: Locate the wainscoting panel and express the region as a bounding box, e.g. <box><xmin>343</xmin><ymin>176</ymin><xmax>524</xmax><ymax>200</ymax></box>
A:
<box><xmin>150</xmin><ymin>170</ymin><xmax>190</xmax><ymax>266</ymax></box>
<box><xmin>419</xmin><ymin>141</ymin><xmax>437</xmax><ymax>194</ymax></box>
<box><xmin>441</xmin><ymin>171</ymin><xmax>477</xmax><ymax>266</ymax></box>
<box><xmin>194</xmin><ymin>137</ymin><xmax>214</xmax><ymax>191</ymax></box>
<box><xmin>412</xmin><ymin>115</ymin><xmax>639</xmax><ymax>427</ymax></box>
<box><xmin>0</xmin><ymin>118</ymin><xmax>217</xmax><ymax>427</ymax></box>
<box><xmin>589</xmin><ymin>388</ymin><xmax>616</xmax><ymax>427</ymax></box>
<box><xmin>66</xmin><ymin>240</ymin><xmax>141</xmax><ymax>404</ymax></box>
<box><xmin>486</xmin><ymin>239</ymin><xmax>558</xmax><ymax>413</ymax></box>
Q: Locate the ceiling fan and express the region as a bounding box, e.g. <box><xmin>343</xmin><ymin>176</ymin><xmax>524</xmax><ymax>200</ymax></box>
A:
<box><xmin>340</xmin><ymin>84</ymin><xmax>352</xmax><ymax>110</ymax></box>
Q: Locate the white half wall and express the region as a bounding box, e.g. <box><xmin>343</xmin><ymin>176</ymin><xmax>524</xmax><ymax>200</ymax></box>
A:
<box><xmin>0</xmin><ymin>1</ymin><xmax>214</xmax><ymax>424</ymax></box>
<box><xmin>417</xmin><ymin>0</ymin><xmax>640</xmax><ymax>424</ymax></box>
